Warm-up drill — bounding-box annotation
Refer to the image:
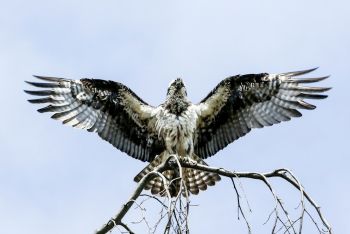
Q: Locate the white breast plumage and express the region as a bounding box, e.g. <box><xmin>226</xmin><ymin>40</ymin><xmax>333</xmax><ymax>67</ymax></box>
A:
<box><xmin>155</xmin><ymin>106</ymin><xmax>198</xmax><ymax>156</ymax></box>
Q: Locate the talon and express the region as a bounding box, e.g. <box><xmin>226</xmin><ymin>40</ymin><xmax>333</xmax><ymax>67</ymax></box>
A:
<box><xmin>168</xmin><ymin>158</ymin><xmax>178</xmax><ymax>168</ymax></box>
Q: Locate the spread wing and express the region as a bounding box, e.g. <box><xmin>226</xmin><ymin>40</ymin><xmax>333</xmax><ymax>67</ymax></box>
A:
<box><xmin>194</xmin><ymin>68</ymin><xmax>330</xmax><ymax>159</ymax></box>
<box><xmin>25</xmin><ymin>76</ymin><xmax>164</xmax><ymax>162</ymax></box>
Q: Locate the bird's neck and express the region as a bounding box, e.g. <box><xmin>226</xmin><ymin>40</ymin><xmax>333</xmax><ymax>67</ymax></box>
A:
<box><xmin>164</xmin><ymin>95</ymin><xmax>190</xmax><ymax>115</ymax></box>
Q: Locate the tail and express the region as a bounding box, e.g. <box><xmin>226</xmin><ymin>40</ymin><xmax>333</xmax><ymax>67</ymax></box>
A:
<box><xmin>134</xmin><ymin>153</ymin><xmax>221</xmax><ymax>197</ymax></box>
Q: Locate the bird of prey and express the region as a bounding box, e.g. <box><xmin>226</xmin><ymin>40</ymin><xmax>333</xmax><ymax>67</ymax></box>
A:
<box><xmin>25</xmin><ymin>68</ymin><xmax>330</xmax><ymax>197</ymax></box>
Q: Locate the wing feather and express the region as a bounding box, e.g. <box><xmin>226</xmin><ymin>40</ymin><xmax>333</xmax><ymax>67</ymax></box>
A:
<box><xmin>194</xmin><ymin>68</ymin><xmax>330</xmax><ymax>159</ymax></box>
<box><xmin>25</xmin><ymin>76</ymin><xmax>164</xmax><ymax>162</ymax></box>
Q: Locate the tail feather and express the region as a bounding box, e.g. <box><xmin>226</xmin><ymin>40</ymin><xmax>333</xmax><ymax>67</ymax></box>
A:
<box><xmin>134</xmin><ymin>153</ymin><xmax>221</xmax><ymax>197</ymax></box>
<box><xmin>134</xmin><ymin>154</ymin><xmax>163</xmax><ymax>183</ymax></box>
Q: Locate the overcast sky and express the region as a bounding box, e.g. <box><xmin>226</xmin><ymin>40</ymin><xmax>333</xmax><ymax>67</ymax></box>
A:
<box><xmin>0</xmin><ymin>0</ymin><xmax>349</xmax><ymax>233</ymax></box>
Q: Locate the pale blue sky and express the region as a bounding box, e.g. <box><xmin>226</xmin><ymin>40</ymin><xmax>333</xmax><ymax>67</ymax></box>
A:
<box><xmin>0</xmin><ymin>0</ymin><xmax>349</xmax><ymax>233</ymax></box>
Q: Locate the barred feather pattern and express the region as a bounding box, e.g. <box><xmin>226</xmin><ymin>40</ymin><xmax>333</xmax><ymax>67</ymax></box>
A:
<box><xmin>24</xmin><ymin>76</ymin><xmax>165</xmax><ymax>162</ymax></box>
<box><xmin>134</xmin><ymin>153</ymin><xmax>221</xmax><ymax>197</ymax></box>
<box><xmin>195</xmin><ymin>68</ymin><xmax>331</xmax><ymax>159</ymax></box>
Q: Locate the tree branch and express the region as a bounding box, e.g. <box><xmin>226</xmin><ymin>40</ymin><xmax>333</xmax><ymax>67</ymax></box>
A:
<box><xmin>95</xmin><ymin>157</ymin><xmax>332</xmax><ymax>234</ymax></box>
<box><xmin>95</xmin><ymin>158</ymin><xmax>173</xmax><ymax>234</ymax></box>
<box><xmin>179</xmin><ymin>160</ymin><xmax>332</xmax><ymax>234</ymax></box>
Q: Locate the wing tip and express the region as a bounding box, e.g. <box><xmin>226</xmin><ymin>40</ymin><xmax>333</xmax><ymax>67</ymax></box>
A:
<box><xmin>51</xmin><ymin>113</ymin><xmax>62</xmax><ymax>120</ymax></box>
<box><xmin>302</xmin><ymin>67</ymin><xmax>319</xmax><ymax>74</ymax></box>
<box><xmin>23</xmin><ymin>90</ymin><xmax>35</xmax><ymax>95</ymax></box>
<box><xmin>298</xmin><ymin>100</ymin><xmax>317</xmax><ymax>110</ymax></box>
<box><xmin>280</xmin><ymin>67</ymin><xmax>319</xmax><ymax>77</ymax></box>
<box><xmin>27</xmin><ymin>98</ymin><xmax>40</xmax><ymax>104</ymax></box>
<box><xmin>286</xmin><ymin>75</ymin><xmax>331</xmax><ymax>84</ymax></box>
<box><xmin>37</xmin><ymin>108</ymin><xmax>46</xmax><ymax>113</ymax></box>
<box><xmin>24</xmin><ymin>89</ymin><xmax>53</xmax><ymax>96</ymax></box>
<box><xmin>310</xmin><ymin>66</ymin><xmax>319</xmax><ymax>72</ymax></box>
<box><xmin>37</xmin><ymin>105</ymin><xmax>53</xmax><ymax>113</ymax></box>
<box><xmin>32</xmin><ymin>75</ymin><xmax>63</xmax><ymax>82</ymax></box>
<box><xmin>297</xmin><ymin>93</ymin><xmax>329</xmax><ymax>99</ymax></box>
<box><xmin>314</xmin><ymin>75</ymin><xmax>331</xmax><ymax>82</ymax></box>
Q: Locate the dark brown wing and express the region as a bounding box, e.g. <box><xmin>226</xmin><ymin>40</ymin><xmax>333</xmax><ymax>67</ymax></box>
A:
<box><xmin>194</xmin><ymin>68</ymin><xmax>330</xmax><ymax>159</ymax></box>
<box><xmin>25</xmin><ymin>76</ymin><xmax>164</xmax><ymax>162</ymax></box>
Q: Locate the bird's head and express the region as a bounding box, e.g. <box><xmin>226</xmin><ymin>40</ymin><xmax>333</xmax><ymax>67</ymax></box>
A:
<box><xmin>167</xmin><ymin>78</ymin><xmax>187</xmax><ymax>98</ymax></box>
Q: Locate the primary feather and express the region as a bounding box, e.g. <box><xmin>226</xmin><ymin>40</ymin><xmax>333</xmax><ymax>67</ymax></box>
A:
<box><xmin>194</xmin><ymin>68</ymin><xmax>330</xmax><ymax>158</ymax></box>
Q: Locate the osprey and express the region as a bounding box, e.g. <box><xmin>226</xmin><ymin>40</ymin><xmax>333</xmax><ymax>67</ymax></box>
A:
<box><xmin>25</xmin><ymin>68</ymin><xmax>330</xmax><ymax>196</ymax></box>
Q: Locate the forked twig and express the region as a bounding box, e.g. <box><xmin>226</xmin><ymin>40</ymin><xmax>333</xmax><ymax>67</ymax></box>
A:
<box><xmin>95</xmin><ymin>157</ymin><xmax>332</xmax><ymax>234</ymax></box>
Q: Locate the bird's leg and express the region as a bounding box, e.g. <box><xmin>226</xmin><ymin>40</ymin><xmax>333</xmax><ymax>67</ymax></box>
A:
<box><xmin>179</xmin><ymin>157</ymin><xmax>197</xmax><ymax>165</ymax></box>
<box><xmin>167</xmin><ymin>155</ymin><xmax>179</xmax><ymax>169</ymax></box>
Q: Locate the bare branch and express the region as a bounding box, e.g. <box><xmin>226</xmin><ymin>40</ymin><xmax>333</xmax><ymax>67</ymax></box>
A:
<box><xmin>95</xmin><ymin>156</ymin><xmax>332</xmax><ymax>234</ymax></box>
<box><xmin>230</xmin><ymin>177</ymin><xmax>252</xmax><ymax>233</ymax></box>
<box><xmin>119</xmin><ymin>222</ymin><xmax>135</xmax><ymax>234</ymax></box>
<box><xmin>95</xmin><ymin>158</ymin><xmax>172</xmax><ymax>234</ymax></box>
<box><xmin>179</xmin><ymin>160</ymin><xmax>332</xmax><ymax>234</ymax></box>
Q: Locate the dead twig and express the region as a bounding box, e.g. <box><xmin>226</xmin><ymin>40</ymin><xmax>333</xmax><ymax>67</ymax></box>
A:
<box><xmin>95</xmin><ymin>157</ymin><xmax>331</xmax><ymax>234</ymax></box>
